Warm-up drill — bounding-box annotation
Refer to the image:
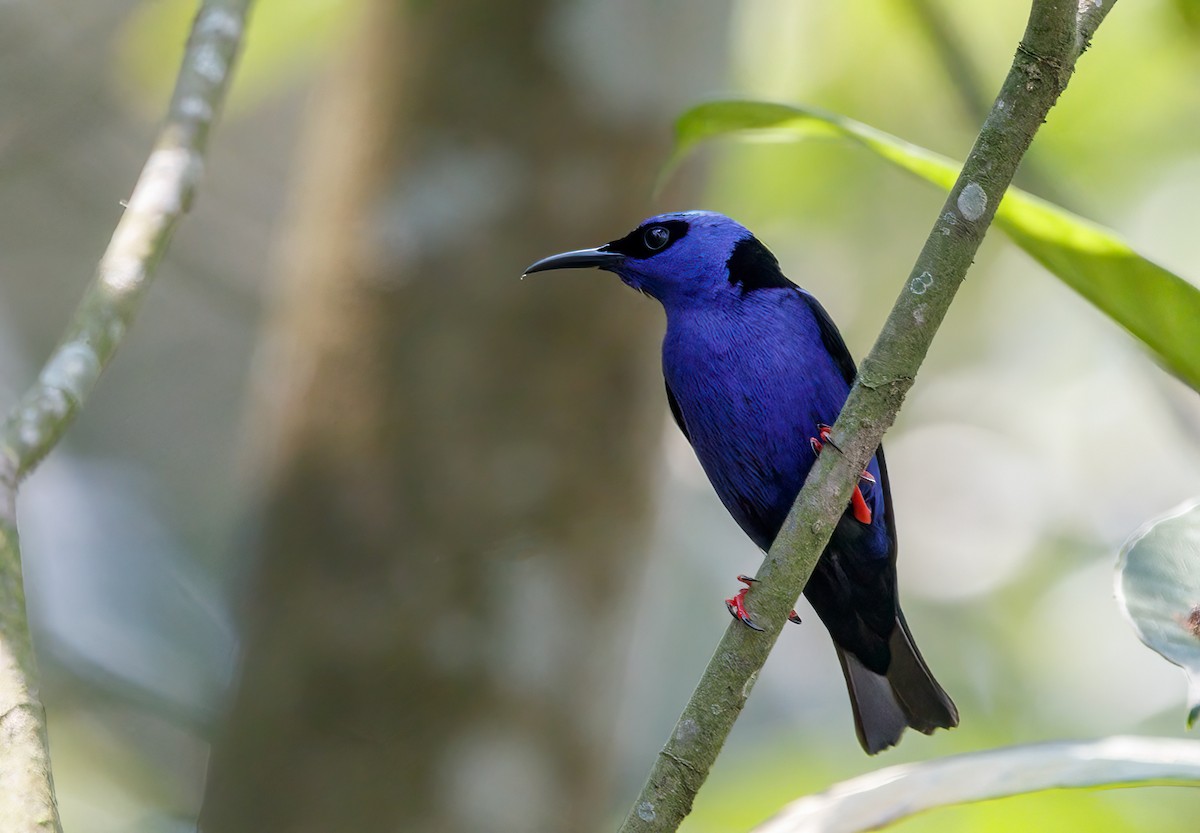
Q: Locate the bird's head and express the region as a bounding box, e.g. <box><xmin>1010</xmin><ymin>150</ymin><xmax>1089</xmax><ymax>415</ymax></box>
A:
<box><xmin>524</xmin><ymin>211</ymin><xmax>794</xmax><ymax>307</ymax></box>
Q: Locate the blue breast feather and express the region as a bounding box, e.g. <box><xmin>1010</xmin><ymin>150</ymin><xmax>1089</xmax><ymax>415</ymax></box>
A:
<box><xmin>662</xmin><ymin>287</ymin><xmax>891</xmax><ymax>560</ymax></box>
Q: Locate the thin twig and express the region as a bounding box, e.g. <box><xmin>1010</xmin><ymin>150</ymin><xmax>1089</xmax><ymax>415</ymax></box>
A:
<box><xmin>0</xmin><ymin>4</ymin><xmax>254</xmax><ymax>831</ymax></box>
<box><xmin>617</xmin><ymin>1</ymin><xmax>1115</xmax><ymax>830</ymax></box>
<box><xmin>903</xmin><ymin>0</ymin><xmax>1073</xmax><ymax>208</ymax></box>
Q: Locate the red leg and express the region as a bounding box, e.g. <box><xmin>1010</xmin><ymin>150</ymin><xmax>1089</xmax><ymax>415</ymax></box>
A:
<box><xmin>850</xmin><ymin>483</ymin><xmax>873</xmax><ymax>525</ymax></box>
<box><xmin>809</xmin><ymin>424</ymin><xmax>874</xmax><ymax>525</ymax></box>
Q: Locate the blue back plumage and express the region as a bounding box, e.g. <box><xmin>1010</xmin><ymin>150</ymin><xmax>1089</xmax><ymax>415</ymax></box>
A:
<box><xmin>526</xmin><ymin>211</ymin><xmax>959</xmax><ymax>753</ymax></box>
<box><xmin>608</xmin><ymin>212</ymin><xmax>891</xmax><ymax>560</ymax></box>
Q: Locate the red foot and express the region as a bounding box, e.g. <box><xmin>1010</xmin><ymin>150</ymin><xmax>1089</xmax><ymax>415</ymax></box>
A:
<box><xmin>809</xmin><ymin>424</ymin><xmax>874</xmax><ymax>525</ymax></box>
<box><xmin>725</xmin><ymin>575</ymin><xmax>764</xmax><ymax>631</ymax></box>
<box><xmin>725</xmin><ymin>575</ymin><xmax>802</xmax><ymax>629</ymax></box>
<box><xmin>817</xmin><ymin>423</ymin><xmax>835</xmax><ymax>446</ymax></box>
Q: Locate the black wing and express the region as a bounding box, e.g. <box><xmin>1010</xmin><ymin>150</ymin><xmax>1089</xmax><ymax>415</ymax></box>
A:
<box><xmin>665</xmin><ymin>379</ymin><xmax>691</xmax><ymax>444</ymax></box>
<box><xmin>796</xmin><ymin>288</ymin><xmax>899</xmax><ymax>561</ymax></box>
<box><xmin>796</xmin><ymin>289</ymin><xmax>858</xmax><ymax>387</ymax></box>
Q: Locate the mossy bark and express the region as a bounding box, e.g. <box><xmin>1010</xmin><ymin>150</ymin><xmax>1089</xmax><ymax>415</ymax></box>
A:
<box><xmin>0</xmin><ymin>3</ymin><xmax>253</xmax><ymax>831</ymax></box>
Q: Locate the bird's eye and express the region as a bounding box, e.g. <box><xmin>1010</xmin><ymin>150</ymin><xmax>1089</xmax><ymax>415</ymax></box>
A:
<box><xmin>643</xmin><ymin>225</ymin><xmax>671</xmax><ymax>251</ymax></box>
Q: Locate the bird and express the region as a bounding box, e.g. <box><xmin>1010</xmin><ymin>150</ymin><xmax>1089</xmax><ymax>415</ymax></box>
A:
<box><xmin>524</xmin><ymin>210</ymin><xmax>958</xmax><ymax>754</ymax></box>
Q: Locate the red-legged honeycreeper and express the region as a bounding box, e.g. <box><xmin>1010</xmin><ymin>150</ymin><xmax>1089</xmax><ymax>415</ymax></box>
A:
<box><xmin>525</xmin><ymin>211</ymin><xmax>958</xmax><ymax>754</ymax></box>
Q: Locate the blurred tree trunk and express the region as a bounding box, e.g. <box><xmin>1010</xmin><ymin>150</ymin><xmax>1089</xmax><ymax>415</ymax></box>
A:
<box><xmin>199</xmin><ymin>1</ymin><xmax>709</xmax><ymax>831</ymax></box>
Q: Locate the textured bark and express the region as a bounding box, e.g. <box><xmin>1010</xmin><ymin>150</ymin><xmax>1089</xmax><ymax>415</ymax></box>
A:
<box><xmin>0</xmin><ymin>4</ymin><xmax>253</xmax><ymax>831</ymax></box>
<box><xmin>200</xmin><ymin>2</ymin><xmax>703</xmax><ymax>831</ymax></box>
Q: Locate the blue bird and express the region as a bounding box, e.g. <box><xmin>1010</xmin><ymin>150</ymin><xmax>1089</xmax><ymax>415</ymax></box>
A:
<box><xmin>525</xmin><ymin>211</ymin><xmax>958</xmax><ymax>753</ymax></box>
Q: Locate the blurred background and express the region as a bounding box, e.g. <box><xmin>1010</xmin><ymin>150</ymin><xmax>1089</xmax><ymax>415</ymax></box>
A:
<box><xmin>3</xmin><ymin>0</ymin><xmax>1200</xmax><ymax>831</ymax></box>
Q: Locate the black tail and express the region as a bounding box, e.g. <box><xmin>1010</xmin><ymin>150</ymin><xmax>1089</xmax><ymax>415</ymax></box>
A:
<box><xmin>836</xmin><ymin>611</ymin><xmax>958</xmax><ymax>755</ymax></box>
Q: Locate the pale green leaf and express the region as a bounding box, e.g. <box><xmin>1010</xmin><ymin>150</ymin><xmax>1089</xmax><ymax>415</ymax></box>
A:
<box><xmin>751</xmin><ymin>736</ymin><xmax>1200</xmax><ymax>833</ymax></box>
<box><xmin>669</xmin><ymin>101</ymin><xmax>1200</xmax><ymax>393</ymax></box>
<box><xmin>1117</xmin><ymin>499</ymin><xmax>1200</xmax><ymax>728</ymax></box>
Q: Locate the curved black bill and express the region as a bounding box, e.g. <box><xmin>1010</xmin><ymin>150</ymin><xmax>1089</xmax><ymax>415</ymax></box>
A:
<box><xmin>523</xmin><ymin>247</ymin><xmax>624</xmax><ymax>276</ymax></box>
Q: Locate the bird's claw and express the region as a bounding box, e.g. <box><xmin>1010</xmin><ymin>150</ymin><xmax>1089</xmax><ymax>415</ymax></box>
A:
<box><xmin>809</xmin><ymin>424</ymin><xmax>875</xmax><ymax>525</ymax></box>
<box><xmin>816</xmin><ymin>423</ymin><xmax>839</xmax><ymax>451</ymax></box>
<box><xmin>809</xmin><ymin>424</ymin><xmax>837</xmax><ymax>456</ymax></box>
<box><xmin>725</xmin><ymin>575</ymin><xmax>765</xmax><ymax>632</ymax></box>
<box><xmin>724</xmin><ymin>575</ymin><xmax>802</xmax><ymax>629</ymax></box>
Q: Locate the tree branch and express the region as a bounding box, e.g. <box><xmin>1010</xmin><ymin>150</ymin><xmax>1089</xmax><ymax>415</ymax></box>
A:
<box><xmin>753</xmin><ymin>736</ymin><xmax>1200</xmax><ymax>833</ymax></box>
<box><xmin>0</xmin><ymin>3</ymin><xmax>253</xmax><ymax>831</ymax></box>
<box><xmin>617</xmin><ymin>1</ymin><xmax>1115</xmax><ymax>830</ymax></box>
<box><xmin>903</xmin><ymin>0</ymin><xmax>1075</xmax><ymax>209</ymax></box>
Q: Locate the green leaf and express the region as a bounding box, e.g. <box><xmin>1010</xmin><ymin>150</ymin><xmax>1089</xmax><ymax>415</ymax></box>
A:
<box><xmin>668</xmin><ymin>101</ymin><xmax>1200</xmax><ymax>393</ymax></box>
<box><xmin>747</xmin><ymin>736</ymin><xmax>1200</xmax><ymax>833</ymax></box>
<box><xmin>1117</xmin><ymin>499</ymin><xmax>1200</xmax><ymax>728</ymax></box>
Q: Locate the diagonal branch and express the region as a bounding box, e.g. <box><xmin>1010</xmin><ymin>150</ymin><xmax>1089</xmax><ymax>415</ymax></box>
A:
<box><xmin>0</xmin><ymin>3</ymin><xmax>254</xmax><ymax>831</ymax></box>
<box><xmin>2</xmin><ymin>1</ymin><xmax>252</xmax><ymax>478</ymax></box>
<box><xmin>617</xmin><ymin>1</ymin><xmax>1116</xmax><ymax>831</ymax></box>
